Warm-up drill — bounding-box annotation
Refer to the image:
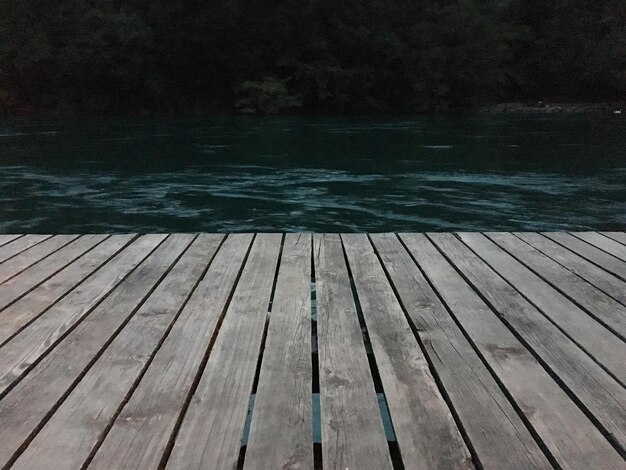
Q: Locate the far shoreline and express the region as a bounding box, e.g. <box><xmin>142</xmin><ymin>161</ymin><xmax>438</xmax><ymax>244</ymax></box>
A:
<box><xmin>480</xmin><ymin>102</ymin><xmax>623</xmax><ymax>114</ymax></box>
<box><xmin>0</xmin><ymin>101</ymin><xmax>623</xmax><ymax>119</ymax></box>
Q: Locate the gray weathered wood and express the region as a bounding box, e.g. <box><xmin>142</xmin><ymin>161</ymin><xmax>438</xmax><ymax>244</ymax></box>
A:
<box><xmin>0</xmin><ymin>234</ymin><xmax>166</xmax><ymax>395</ymax></box>
<box><xmin>166</xmin><ymin>234</ymin><xmax>283</xmax><ymax>469</ymax></box>
<box><xmin>0</xmin><ymin>234</ymin><xmax>23</xmax><ymax>248</ymax></box>
<box><xmin>0</xmin><ymin>234</ymin><xmax>51</xmax><ymax>264</ymax></box>
<box><xmin>342</xmin><ymin>234</ymin><xmax>472</xmax><ymax>469</ymax></box>
<box><xmin>313</xmin><ymin>234</ymin><xmax>393</xmax><ymax>470</ymax></box>
<box><xmin>0</xmin><ymin>234</ymin><xmax>108</xmax><ymax>313</ymax></box>
<box><xmin>0</xmin><ymin>234</ymin><xmax>188</xmax><ymax>468</ymax></box>
<box><xmin>88</xmin><ymin>234</ymin><xmax>253</xmax><ymax>470</ymax></box>
<box><xmin>0</xmin><ymin>235</ymin><xmax>135</xmax><ymax>345</ymax></box>
<box><xmin>244</xmin><ymin>234</ymin><xmax>314</xmax><ymax>470</ymax></box>
<box><xmin>401</xmin><ymin>233</ymin><xmax>625</xmax><ymax>469</ymax></box>
<box><xmin>603</xmin><ymin>232</ymin><xmax>626</xmax><ymax>245</ymax></box>
<box><xmin>1</xmin><ymin>231</ymin><xmax>625</xmax><ymax>470</ymax></box>
<box><xmin>543</xmin><ymin>232</ymin><xmax>626</xmax><ymax>280</ymax></box>
<box><xmin>572</xmin><ymin>232</ymin><xmax>626</xmax><ymax>261</ymax></box>
<box><xmin>486</xmin><ymin>232</ymin><xmax>626</xmax><ymax>339</ymax></box>
<box><xmin>516</xmin><ymin>232</ymin><xmax>626</xmax><ymax>308</ymax></box>
<box><xmin>0</xmin><ymin>235</ymin><xmax>79</xmax><ymax>285</ymax></box>
<box><xmin>371</xmin><ymin>233</ymin><xmax>550</xmax><ymax>469</ymax></box>
<box><xmin>458</xmin><ymin>232</ymin><xmax>626</xmax><ymax>382</ymax></box>
<box><xmin>11</xmin><ymin>234</ymin><xmax>221</xmax><ymax>470</ymax></box>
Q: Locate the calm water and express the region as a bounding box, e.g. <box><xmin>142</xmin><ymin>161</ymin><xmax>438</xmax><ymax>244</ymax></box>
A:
<box><xmin>0</xmin><ymin>115</ymin><xmax>625</xmax><ymax>233</ymax></box>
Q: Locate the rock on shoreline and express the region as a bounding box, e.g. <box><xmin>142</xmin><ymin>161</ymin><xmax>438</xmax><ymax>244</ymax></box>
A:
<box><xmin>483</xmin><ymin>102</ymin><xmax>623</xmax><ymax>114</ymax></box>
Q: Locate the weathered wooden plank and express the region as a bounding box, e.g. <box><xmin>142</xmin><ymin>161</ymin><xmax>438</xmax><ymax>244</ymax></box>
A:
<box><xmin>0</xmin><ymin>234</ymin><xmax>23</xmax><ymax>248</ymax></box>
<box><xmin>486</xmin><ymin>232</ymin><xmax>626</xmax><ymax>339</ymax></box>
<box><xmin>458</xmin><ymin>233</ymin><xmax>626</xmax><ymax>382</ymax></box>
<box><xmin>0</xmin><ymin>235</ymin><xmax>135</xmax><ymax>345</ymax></box>
<box><xmin>0</xmin><ymin>234</ymin><xmax>188</xmax><ymax>468</ymax></box>
<box><xmin>244</xmin><ymin>234</ymin><xmax>314</xmax><ymax>470</ymax></box>
<box><xmin>342</xmin><ymin>234</ymin><xmax>472</xmax><ymax>469</ymax></box>
<box><xmin>2</xmin><ymin>231</ymin><xmax>625</xmax><ymax>469</ymax></box>
<box><xmin>572</xmin><ymin>232</ymin><xmax>626</xmax><ymax>261</ymax></box>
<box><xmin>11</xmin><ymin>234</ymin><xmax>222</xmax><ymax>470</ymax></box>
<box><xmin>313</xmin><ymin>234</ymin><xmax>393</xmax><ymax>470</ymax></box>
<box><xmin>516</xmin><ymin>232</ymin><xmax>626</xmax><ymax>307</ymax></box>
<box><xmin>0</xmin><ymin>234</ymin><xmax>166</xmax><ymax>395</ymax></box>
<box><xmin>603</xmin><ymin>232</ymin><xmax>626</xmax><ymax>245</ymax></box>
<box><xmin>401</xmin><ymin>233</ymin><xmax>625</xmax><ymax>469</ymax></box>
<box><xmin>430</xmin><ymin>233</ymin><xmax>626</xmax><ymax>459</ymax></box>
<box><xmin>0</xmin><ymin>234</ymin><xmax>108</xmax><ymax>313</ymax></box>
<box><xmin>166</xmin><ymin>234</ymin><xmax>282</xmax><ymax>469</ymax></box>
<box><xmin>0</xmin><ymin>234</ymin><xmax>51</xmax><ymax>264</ymax></box>
<box><xmin>88</xmin><ymin>234</ymin><xmax>253</xmax><ymax>470</ymax></box>
<box><xmin>0</xmin><ymin>234</ymin><xmax>79</xmax><ymax>284</ymax></box>
<box><xmin>371</xmin><ymin>233</ymin><xmax>550</xmax><ymax>469</ymax></box>
<box><xmin>543</xmin><ymin>232</ymin><xmax>626</xmax><ymax>280</ymax></box>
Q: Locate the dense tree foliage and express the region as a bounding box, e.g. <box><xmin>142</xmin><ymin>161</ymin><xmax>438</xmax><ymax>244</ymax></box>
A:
<box><xmin>1</xmin><ymin>0</ymin><xmax>624</xmax><ymax>114</ymax></box>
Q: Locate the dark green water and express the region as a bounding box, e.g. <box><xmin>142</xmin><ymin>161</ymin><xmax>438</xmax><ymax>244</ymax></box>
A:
<box><xmin>0</xmin><ymin>115</ymin><xmax>625</xmax><ymax>233</ymax></box>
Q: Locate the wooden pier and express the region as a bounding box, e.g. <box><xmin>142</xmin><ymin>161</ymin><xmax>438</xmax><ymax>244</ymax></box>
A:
<box><xmin>0</xmin><ymin>232</ymin><xmax>624</xmax><ymax>469</ymax></box>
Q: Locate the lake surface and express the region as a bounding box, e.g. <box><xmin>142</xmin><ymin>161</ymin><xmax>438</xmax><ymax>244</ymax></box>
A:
<box><xmin>0</xmin><ymin>115</ymin><xmax>625</xmax><ymax>233</ymax></box>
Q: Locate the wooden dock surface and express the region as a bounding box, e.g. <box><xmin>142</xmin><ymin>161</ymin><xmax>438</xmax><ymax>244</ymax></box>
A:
<box><xmin>0</xmin><ymin>232</ymin><xmax>624</xmax><ymax>469</ymax></box>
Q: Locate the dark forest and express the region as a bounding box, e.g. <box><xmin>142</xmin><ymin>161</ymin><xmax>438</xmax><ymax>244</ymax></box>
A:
<box><xmin>1</xmin><ymin>0</ymin><xmax>625</xmax><ymax>114</ymax></box>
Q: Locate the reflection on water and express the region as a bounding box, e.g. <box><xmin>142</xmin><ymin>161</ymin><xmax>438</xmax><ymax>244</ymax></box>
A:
<box><xmin>0</xmin><ymin>115</ymin><xmax>625</xmax><ymax>233</ymax></box>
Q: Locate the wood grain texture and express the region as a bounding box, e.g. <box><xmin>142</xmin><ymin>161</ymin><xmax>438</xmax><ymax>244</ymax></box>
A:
<box><xmin>0</xmin><ymin>234</ymin><xmax>166</xmax><ymax>395</ymax></box>
<box><xmin>0</xmin><ymin>235</ymin><xmax>23</xmax><ymax>248</ymax></box>
<box><xmin>0</xmin><ymin>234</ymin><xmax>186</xmax><ymax>469</ymax></box>
<box><xmin>0</xmin><ymin>234</ymin><xmax>108</xmax><ymax>312</ymax></box>
<box><xmin>515</xmin><ymin>232</ymin><xmax>626</xmax><ymax>308</ymax></box>
<box><xmin>244</xmin><ymin>234</ymin><xmax>314</xmax><ymax>470</ymax></box>
<box><xmin>0</xmin><ymin>235</ymin><xmax>79</xmax><ymax>284</ymax></box>
<box><xmin>0</xmin><ymin>234</ymin><xmax>51</xmax><ymax>264</ymax></box>
<box><xmin>10</xmin><ymin>234</ymin><xmax>221</xmax><ymax>470</ymax></box>
<box><xmin>572</xmin><ymin>232</ymin><xmax>626</xmax><ymax>261</ymax></box>
<box><xmin>0</xmin><ymin>232</ymin><xmax>624</xmax><ymax>470</ymax></box>
<box><xmin>88</xmin><ymin>234</ymin><xmax>253</xmax><ymax>470</ymax></box>
<box><xmin>0</xmin><ymin>235</ymin><xmax>135</xmax><ymax>345</ymax></box>
<box><xmin>371</xmin><ymin>233</ymin><xmax>549</xmax><ymax>470</ymax></box>
<box><xmin>486</xmin><ymin>232</ymin><xmax>626</xmax><ymax>339</ymax></box>
<box><xmin>603</xmin><ymin>232</ymin><xmax>626</xmax><ymax>245</ymax></box>
<box><xmin>166</xmin><ymin>233</ymin><xmax>283</xmax><ymax>469</ymax></box>
<box><xmin>314</xmin><ymin>234</ymin><xmax>393</xmax><ymax>470</ymax></box>
<box><xmin>431</xmin><ymin>233</ymin><xmax>626</xmax><ymax>459</ymax></box>
<box><xmin>458</xmin><ymin>232</ymin><xmax>626</xmax><ymax>382</ymax></box>
<box><xmin>542</xmin><ymin>232</ymin><xmax>626</xmax><ymax>281</ymax></box>
<box><xmin>342</xmin><ymin>233</ymin><xmax>472</xmax><ymax>469</ymax></box>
